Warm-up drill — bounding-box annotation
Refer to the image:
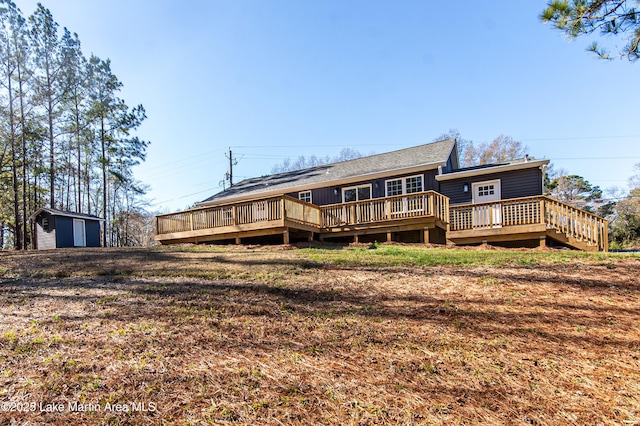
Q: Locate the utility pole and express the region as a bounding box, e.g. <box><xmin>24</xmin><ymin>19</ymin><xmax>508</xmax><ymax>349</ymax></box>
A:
<box><xmin>225</xmin><ymin>147</ymin><xmax>238</xmax><ymax>187</ymax></box>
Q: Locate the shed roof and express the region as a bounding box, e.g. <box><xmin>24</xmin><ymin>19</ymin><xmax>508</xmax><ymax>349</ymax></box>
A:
<box><xmin>199</xmin><ymin>138</ymin><xmax>457</xmax><ymax>206</ymax></box>
<box><xmin>435</xmin><ymin>157</ymin><xmax>550</xmax><ymax>181</ymax></box>
<box><xmin>29</xmin><ymin>208</ymin><xmax>105</xmax><ymax>222</ymax></box>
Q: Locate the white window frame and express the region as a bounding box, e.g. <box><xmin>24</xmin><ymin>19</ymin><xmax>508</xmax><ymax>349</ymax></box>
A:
<box><xmin>298</xmin><ymin>190</ymin><xmax>312</xmax><ymax>204</ymax></box>
<box><xmin>385</xmin><ymin>174</ymin><xmax>424</xmax><ymax>197</ymax></box>
<box><xmin>342</xmin><ymin>184</ymin><xmax>372</xmax><ymax>203</ymax></box>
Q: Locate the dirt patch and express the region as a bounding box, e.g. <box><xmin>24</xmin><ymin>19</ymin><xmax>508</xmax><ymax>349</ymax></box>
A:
<box><xmin>0</xmin><ymin>246</ymin><xmax>638</xmax><ymax>425</ymax></box>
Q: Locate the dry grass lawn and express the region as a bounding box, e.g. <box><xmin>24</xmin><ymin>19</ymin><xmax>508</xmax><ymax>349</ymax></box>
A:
<box><xmin>0</xmin><ymin>244</ymin><xmax>638</xmax><ymax>425</ymax></box>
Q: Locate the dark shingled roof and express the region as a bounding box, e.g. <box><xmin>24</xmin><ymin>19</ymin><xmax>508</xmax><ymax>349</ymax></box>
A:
<box><xmin>199</xmin><ymin>138</ymin><xmax>456</xmax><ymax>206</ymax></box>
<box><xmin>29</xmin><ymin>208</ymin><xmax>104</xmax><ymax>222</ymax></box>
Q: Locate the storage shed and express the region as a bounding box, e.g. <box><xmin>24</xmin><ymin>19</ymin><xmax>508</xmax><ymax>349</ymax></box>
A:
<box><xmin>29</xmin><ymin>208</ymin><xmax>103</xmax><ymax>250</ymax></box>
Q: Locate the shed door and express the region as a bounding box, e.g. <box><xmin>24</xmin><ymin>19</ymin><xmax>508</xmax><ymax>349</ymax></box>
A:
<box><xmin>73</xmin><ymin>219</ymin><xmax>86</xmax><ymax>247</ymax></box>
<box><xmin>472</xmin><ymin>180</ymin><xmax>502</xmax><ymax>228</ymax></box>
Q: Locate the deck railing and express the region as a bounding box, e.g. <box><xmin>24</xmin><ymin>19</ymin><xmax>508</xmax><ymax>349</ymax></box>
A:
<box><xmin>156</xmin><ymin>191</ymin><xmax>448</xmax><ymax>236</ymax></box>
<box><xmin>319</xmin><ymin>190</ymin><xmax>448</xmax><ymax>228</ymax></box>
<box><xmin>156</xmin><ymin>196</ymin><xmax>286</xmax><ymax>235</ymax></box>
<box><xmin>283</xmin><ymin>196</ymin><xmax>322</xmax><ymax>227</ymax></box>
<box><xmin>449</xmin><ymin>196</ymin><xmax>608</xmax><ymax>251</ymax></box>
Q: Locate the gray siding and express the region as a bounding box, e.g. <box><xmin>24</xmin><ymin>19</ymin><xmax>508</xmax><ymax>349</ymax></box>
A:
<box><xmin>35</xmin><ymin>212</ymin><xmax>56</xmax><ymax>250</ymax></box>
<box><xmin>440</xmin><ymin>167</ymin><xmax>544</xmax><ymax>205</ymax></box>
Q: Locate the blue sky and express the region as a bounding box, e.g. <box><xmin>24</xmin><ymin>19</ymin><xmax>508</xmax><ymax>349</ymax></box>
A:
<box><xmin>14</xmin><ymin>0</ymin><xmax>640</xmax><ymax>212</ymax></box>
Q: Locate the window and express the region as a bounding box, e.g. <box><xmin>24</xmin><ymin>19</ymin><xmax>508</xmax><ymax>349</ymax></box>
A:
<box><xmin>298</xmin><ymin>191</ymin><xmax>312</xmax><ymax>203</ymax></box>
<box><xmin>342</xmin><ymin>185</ymin><xmax>372</xmax><ymax>202</ymax></box>
<box><xmin>386</xmin><ymin>179</ymin><xmax>403</xmax><ymax>197</ymax></box>
<box><xmin>477</xmin><ymin>185</ymin><xmax>495</xmax><ymax>197</ymax></box>
<box><xmin>385</xmin><ymin>175</ymin><xmax>423</xmax><ymax>196</ymax></box>
<box><xmin>42</xmin><ymin>218</ymin><xmax>49</xmax><ymax>232</ymax></box>
<box><xmin>406</xmin><ymin>176</ymin><xmax>423</xmax><ymax>194</ymax></box>
<box><xmin>385</xmin><ymin>175</ymin><xmax>425</xmax><ymax>214</ymax></box>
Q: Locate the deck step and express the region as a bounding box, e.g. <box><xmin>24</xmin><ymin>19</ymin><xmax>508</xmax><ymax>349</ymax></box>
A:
<box><xmin>546</xmin><ymin>229</ymin><xmax>598</xmax><ymax>252</ymax></box>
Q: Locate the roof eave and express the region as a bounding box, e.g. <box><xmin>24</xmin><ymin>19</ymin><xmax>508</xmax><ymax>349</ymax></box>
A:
<box><xmin>435</xmin><ymin>159</ymin><xmax>550</xmax><ymax>182</ymax></box>
<box><xmin>28</xmin><ymin>208</ymin><xmax>105</xmax><ymax>222</ymax></box>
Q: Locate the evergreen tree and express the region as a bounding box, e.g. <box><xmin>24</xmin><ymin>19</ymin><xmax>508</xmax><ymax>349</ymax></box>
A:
<box><xmin>87</xmin><ymin>55</ymin><xmax>147</xmax><ymax>247</ymax></box>
<box><xmin>0</xmin><ymin>2</ymin><xmax>150</xmax><ymax>249</ymax></box>
<box><xmin>541</xmin><ymin>0</ymin><xmax>640</xmax><ymax>61</ymax></box>
<box><xmin>29</xmin><ymin>3</ymin><xmax>63</xmax><ymax>208</ymax></box>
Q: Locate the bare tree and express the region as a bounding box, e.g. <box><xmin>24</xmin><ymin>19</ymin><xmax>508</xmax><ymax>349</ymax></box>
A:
<box><xmin>270</xmin><ymin>148</ymin><xmax>367</xmax><ymax>174</ymax></box>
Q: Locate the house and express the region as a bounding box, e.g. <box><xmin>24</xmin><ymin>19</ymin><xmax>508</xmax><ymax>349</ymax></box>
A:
<box><xmin>155</xmin><ymin>139</ymin><xmax>608</xmax><ymax>251</ymax></box>
<box><xmin>30</xmin><ymin>208</ymin><xmax>103</xmax><ymax>250</ymax></box>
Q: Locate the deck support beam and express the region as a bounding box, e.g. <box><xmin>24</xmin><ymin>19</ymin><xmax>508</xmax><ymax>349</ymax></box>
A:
<box><xmin>283</xmin><ymin>229</ymin><xmax>290</xmax><ymax>245</ymax></box>
<box><xmin>539</xmin><ymin>235</ymin><xmax>546</xmax><ymax>248</ymax></box>
<box><xmin>423</xmin><ymin>226</ymin><xmax>430</xmax><ymax>245</ymax></box>
<box><xmin>386</xmin><ymin>231</ymin><xmax>392</xmax><ymax>243</ymax></box>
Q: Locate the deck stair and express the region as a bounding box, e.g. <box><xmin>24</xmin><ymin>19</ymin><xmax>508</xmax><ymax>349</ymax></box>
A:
<box><xmin>448</xmin><ymin>196</ymin><xmax>608</xmax><ymax>251</ymax></box>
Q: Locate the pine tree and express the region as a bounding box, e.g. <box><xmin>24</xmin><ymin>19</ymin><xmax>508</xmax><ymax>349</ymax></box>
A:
<box><xmin>541</xmin><ymin>0</ymin><xmax>640</xmax><ymax>61</ymax></box>
<box><xmin>29</xmin><ymin>3</ymin><xmax>63</xmax><ymax>208</ymax></box>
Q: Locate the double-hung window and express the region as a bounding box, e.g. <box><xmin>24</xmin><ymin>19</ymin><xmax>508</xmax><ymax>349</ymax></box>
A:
<box><xmin>385</xmin><ymin>175</ymin><xmax>424</xmax><ymax>213</ymax></box>
<box><xmin>385</xmin><ymin>175</ymin><xmax>423</xmax><ymax>197</ymax></box>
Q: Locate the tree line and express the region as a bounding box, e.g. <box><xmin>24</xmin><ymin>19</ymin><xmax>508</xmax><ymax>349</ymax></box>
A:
<box><xmin>0</xmin><ymin>0</ymin><xmax>149</xmax><ymax>249</ymax></box>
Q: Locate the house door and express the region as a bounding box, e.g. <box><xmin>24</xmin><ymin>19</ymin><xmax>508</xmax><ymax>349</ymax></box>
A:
<box><xmin>73</xmin><ymin>219</ymin><xmax>86</xmax><ymax>247</ymax></box>
<box><xmin>472</xmin><ymin>180</ymin><xmax>502</xmax><ymax>228</ymax></box>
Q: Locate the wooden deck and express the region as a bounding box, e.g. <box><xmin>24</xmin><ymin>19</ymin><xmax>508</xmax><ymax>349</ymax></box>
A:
<box><xmin>155</xmin><ymin>193</ymin><xmax>608</xmax><ymax>251</ymax></box>
<box><xmin>155</xmin><ymin>191</ymin><xmax>449</xmax><ymax>245</ymax></box>
<box><xmin>449</xmin><ymin>196</ymin><xmax>608</xmax><ymax>251</ymax></box>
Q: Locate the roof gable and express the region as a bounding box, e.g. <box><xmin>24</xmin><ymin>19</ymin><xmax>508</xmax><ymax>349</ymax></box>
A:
<box><xmin>199</xmin><ymin>138</ymin><xmax>457</xmax><ymax>206</ymax></box>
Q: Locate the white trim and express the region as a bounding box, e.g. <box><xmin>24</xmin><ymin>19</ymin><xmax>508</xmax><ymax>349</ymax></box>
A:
<box><xmin>298</xmin><ymin>190</ymin><xmax>312</xmax><ymax>204</ymax></box>
<box><xmin>73</xmin><ymin>218</ymin><xmax>87</xmax><ymax>247</ymax></box>
<box><xmin>342</xmin><ymin>184</ymin><xmax>372</xmax><ymax>203</ymax></box>
<box><xmin>435</xmin><ymin>159</ymin><xmax>549</xmax><ymax>182</ymax></box>
<box><xmin>471</xmin><ymin>179</ymin><xmax>501</xmax><ymax>204</ymax></box>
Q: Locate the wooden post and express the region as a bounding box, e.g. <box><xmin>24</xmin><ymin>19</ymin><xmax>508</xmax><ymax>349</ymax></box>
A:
<box><xmin>445</xmin><ymin>196</ymin><xmax>450</xmax><ymax>224</ymax></box>
<box><xmin>235</xmin><ymin>236</ymin><xmax>241</xmax><ymax>245</ymax></box>
<box><xmin>354</xmin><ymin>234</ymin><xmax>359</xmax><ymax>244</ymax></box>
<box><xmin>539</xmin><ymin>235</ymin><xmax>546</xmax><ymax>249</ymax></box>
<box><xmin>232</xmin><ymin>205</ymin><xmax>237</xmax><ymax>225</ymax></box>
<box><xmin>280</xmin><ymin>197</ymin><xmax>285</xmax><ymax>221</ymax></box>
<box><xmin>423</xmin><ymin>226</ymin><xmax>430</xmax><ymax>244</ymax></box>
<box><xmin>539</xmin><ymin>198</ymin><xmax>545</xmax><ymax>225</ymax></box>
<box><xmin>308</xmin><ymin>232</ymin><xmax>314</xmax><ymax>242</ymax></box>
<box><xmin>429</xmin><ymin>193</ymin><xmax>434</xmax><ymax>216</ymax></box>
<box><xmin>189</xmin><ymin>212</ymin><xmax>194</xmax><ymax>231</ymax></box>
<box><xmin>387</xmin><ymin>231</ymin><xmax>392</xmax><ymax>243</ymax></box>
<box><xmin>283</xmin><ymin>229</ymin><xmax>290</xmax><ymax>245</ymax></box>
